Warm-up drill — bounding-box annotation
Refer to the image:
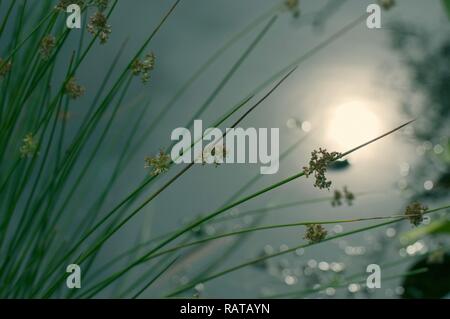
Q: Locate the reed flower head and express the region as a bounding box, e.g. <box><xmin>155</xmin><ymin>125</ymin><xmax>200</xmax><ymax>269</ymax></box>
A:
<box><xmin>343</xmin><ymin>186</ymin><xmax>354</xmax><ymax>205</ymax></box>
<box><xmin>331</xmin><ymin>186</ymin><xmax>354</xmax><ymax>206</ymax></box>
<box><xmin>65</xmin><ymin>77</ymin><xmax>85</xmax><ymax>99</ymax></box>
<box><xmin>20</xmin><ymin>133</ymin><xmax>38</xmax><ymax>158</ymax></box>
<box><xmin>0</xmin><ymin>58</ymin><xmax>12</xmax><ymax>78</ymax></box>
<box><xmin>379</xmin><ymin>0</ymin><xmax>395</xmax><ymax>10</ymax></box>
<box><xmin>304</xmin><ymin>224</ymin><xmax>327</xmax><ymax>243</ymax></box>
<box><xmin>144</xmin><ymin>149</ymin><xmax>171</xmax><ymax>176</ymax></box>
<box><xmin>131</xmin><ymin>52</ymin><xmax>156</xmax><ymax>83</ymax></box>
<box><xmin>131</xmin><ymin>60</ymin><xmax>141</xmax><ymax>75</ymax></box>
<box><xmin>284</xmin><ymin>0</ymin><xmax>300</xmax><ymax>17</ymax></box>
<box><xmin>87</xmin><ymin>11</ymin><xmax>111</xmax><ymax>44</ymax></box>
<box><xmin>331</xmin><ymin>189</ymin><xmax>342</xmax><ymax>207</ymax></box>
<box><xmin>39</xmin><ymin>35</ymin><xmax>56</xmax><ymax>61</ymax></box>
<box><xmin>55</xmin><ymin>0</ymin><xmax>85</xmax><ymax>11</ymax></box>
<box><xmin>404</xmin><ymin>202</ymin><xmax>428</xmax><ymax>226</ymax></box>
<box><xmin>303</xmin><ymin>148</ymin><xmax>341</xmax><ymax>190</ymax></box>
<box><xmin>200</xmin><ymin>144</ymin><xmax>228</xmax><ymax>166</ymax></box>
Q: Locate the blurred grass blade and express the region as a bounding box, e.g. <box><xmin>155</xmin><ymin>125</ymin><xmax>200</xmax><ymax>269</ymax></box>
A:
<box><xmin>443</xmin><ymin>0</ymin><xmax>450</xmax><ymax>19</ymax></box>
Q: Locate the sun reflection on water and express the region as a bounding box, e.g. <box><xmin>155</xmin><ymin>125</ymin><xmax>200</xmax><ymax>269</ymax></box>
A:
<box><xmin>327</xmin><ymin>100</ymin><xmax>383</xmax><ymax>152</ymax></box>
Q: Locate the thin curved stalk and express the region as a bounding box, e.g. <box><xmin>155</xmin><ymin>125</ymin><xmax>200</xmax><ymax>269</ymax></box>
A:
<box><xmin>86</xmin><ymin>134</ymin><xmax>312</xmax><ymax>282</ymax></box>
<box><xmin>210</xmin><ymin>191</ymin><xmax>375</xmax><ymax>224</ymax></box>
<box><xmin>132</xmin><ymin>256</ymin><xmax>180</xmax><ymax>299</ymax></box>
<box><xmin>70</xmin><ymin>6</ymin><xmax>369</xmax><ymax>257</ymax></box>
<box><xmin>169</xmin><ymin>15</ymin><xmax>278</xmax><ymax>139</ymax></box>
<box><xmin>30</xmin><ymin>0</ymin><xmax>183</xmax><ymax>298</ymax></box>
<box><xmin>140</xmin><ymin>214</ymin><xmax>426</xmax><ymax>263</ymax></box>
<box><xmin>79</xmin><ymin>120</ymin><xmax>415</xmax><ymax>298</ymax></box>
<box><xmin>54</xmin><ymin>11</ymin><xmax>371</xmax><ymax>285</ymax></box>
<box><xmin>68</xmin><ymin>67</ymin><xmax>298</xmax><ymax>298</ymax></box>
<box><xmin>166</xmin><ymin>205</ymin><xmax>449</xmax><ymax>296</ymax></box>
<box><xmin>142</xmin><ymin>3</ymin><xmax>282</xmax><ymax>138</ymax></box>
<box><xmin>0</xmin><ymin>9</ymin><xmax>56</xmax><ymax>70</ymax></box>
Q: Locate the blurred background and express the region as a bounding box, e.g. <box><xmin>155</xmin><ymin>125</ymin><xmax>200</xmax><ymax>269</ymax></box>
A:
<box><xmin>1</xmin><ymin>0</ymin><xmax>450</xmax><ymax>298</ymax></box>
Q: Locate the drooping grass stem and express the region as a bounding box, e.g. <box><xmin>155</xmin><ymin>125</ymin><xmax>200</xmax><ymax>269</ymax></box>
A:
<box><xmin>63</xmin><ymin>67</ymin><xmax>298</xmax><ymax>298</ymax></box>
<box><xmin>139</xmin><ymin>214</ymin><xmax>429</xmax><ymax>264</ymax></box>
<box><xmin>166</xmin><ymin>205</ymin><xmax>450</xmax><ymax>296</ymax></box>
<box><xmin>79</xmin><ymin>120</ymin><xmax>415</xmax><ymax>297</ymax></box>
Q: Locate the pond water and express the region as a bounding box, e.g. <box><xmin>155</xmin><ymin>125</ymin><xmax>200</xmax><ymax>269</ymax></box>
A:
<box><xmin>2</xmin><ymin>0</ymin><xmax>449</xmax><ymax>298</ymax></box>
<box><xmin>73</xmin><ymin>0</ymin><xmax>450</xmax><ymax>298</ymax></box>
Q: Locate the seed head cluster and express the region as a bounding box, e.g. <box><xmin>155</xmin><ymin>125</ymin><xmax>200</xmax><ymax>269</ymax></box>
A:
<box><xmin>304</xmin><ymin>224</ymin><xmax>327</xmax><ymax>243</ymax></box>
<box><xmin>87</xmin><ymin>11</ymin><xmax>112</xmax><ymax>44</ymax></box>
<box><xmin>65</xmin><ymin>77</ymin><xmax>85</xmax><ymax>99</ymax></box>
<box><xmin>39</xmin><ymin>35</ymin><xmax>56</xmax><ymax>61</ymax></box>
<box><xmin>20</xmin><ymin>133</ymin><xmax>38</xmax><ymax>158</ymax></box>
<box><xmin>303</xmin><ymin>148</ymin><xmax>341</xmax><ymax>190</ymax></box>
<box><xmin>131</xmin><ymin>52</ymin><xmax>156</xmax><ymax>84</ymax></box>
<box><xmin>404</xmin><ymin>202</ymin><xmax>428</xmax><ymax>226</ymax></box>
<box><xmin>200</xmin><ymin>145</ymin><xmax>228</xmax><ymax>167</ymax></box>
<box><xmin>144</xmin><ymin>150</ymin><xmax>171</xmax><ymax>176</ymax></box>
<box><xmin>332</xmin><ymin>186</ymin><xmax>355</xmax><ymax>206</ymax></box>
